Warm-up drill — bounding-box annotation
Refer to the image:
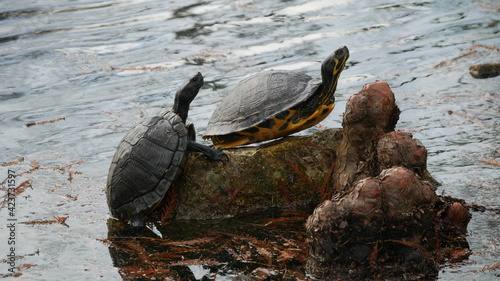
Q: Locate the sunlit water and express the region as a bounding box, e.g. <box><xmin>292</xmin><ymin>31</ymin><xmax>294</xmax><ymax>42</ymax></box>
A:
<box><xmin>0</xmin><ymin>0</ymin><xmax>498</xmax><ymax>280</ymax></box>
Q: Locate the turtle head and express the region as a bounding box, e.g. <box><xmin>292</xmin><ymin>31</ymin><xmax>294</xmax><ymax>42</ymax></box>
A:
<box><xmin>173</xmin><ymin>72</ymin><xmax>204</xmax><ymax>123</ymax></box>
<box><xmin>321</xmin><ymin>46</ymin><xmax>349</xmax><ymax>95</ymax></box>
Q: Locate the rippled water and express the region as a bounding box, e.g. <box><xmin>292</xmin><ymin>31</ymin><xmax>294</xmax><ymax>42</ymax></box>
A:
<box><xmin>0</xmin><ymin>0</ymin><xmax>498</xmax><ymax>280</ymax></box>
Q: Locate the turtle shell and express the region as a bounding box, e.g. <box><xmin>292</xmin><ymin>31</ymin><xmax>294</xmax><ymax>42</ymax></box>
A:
<box><xmin>204</xmin><ymin>71</ymin><xmax>321</xmax><ymax>136</ymax></box>
<box><xmin>106</xmin><ymin>109</ymin><xmax>188</xmax><ymax>220</ymax></box>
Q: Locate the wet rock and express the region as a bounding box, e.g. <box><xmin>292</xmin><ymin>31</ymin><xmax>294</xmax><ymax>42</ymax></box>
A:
<box><xmin>469</xmin><ymin>62</ymin><xmax>500</xmax><ymax>79</ymax></box>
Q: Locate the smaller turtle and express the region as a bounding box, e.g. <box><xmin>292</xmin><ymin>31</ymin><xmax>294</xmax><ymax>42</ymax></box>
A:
<box><xmin>106</xmin><ymin>72</ymin><xmax>224</xmax><ymax>226</ymax></box>
<box><xmin>203</xmin><ymin>46</ymin><xmax>349</xmax><ymax>148</ymax></box>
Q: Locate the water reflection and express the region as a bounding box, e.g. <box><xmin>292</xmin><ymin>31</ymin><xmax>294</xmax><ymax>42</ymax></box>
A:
<box><xmin>104</xmin><ymin>205</ymin><xmax>457</xmax><ymax>280</ymax></box>
<box><xmin>106</xmin><ymin>209</ymin><xmax>311</xmax><ymax>280</ymax></box>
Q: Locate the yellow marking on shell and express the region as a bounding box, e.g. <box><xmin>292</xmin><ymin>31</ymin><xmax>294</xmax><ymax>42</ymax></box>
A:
<box><xmin>208</xmin><ymin>103</ymin><xmax>335</xmax><ymax>148</ymax></box>
<box><xmin>210</xmin><ymin>136</ymin><xmax>252</xmax><ymax>148</ymax></box>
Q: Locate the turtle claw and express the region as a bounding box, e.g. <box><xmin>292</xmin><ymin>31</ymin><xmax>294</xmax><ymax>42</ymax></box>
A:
<box><xmin>188</xmin><ymin>141</ymin><xmax>228</xmax><ymax>162</ymax></box>
<box><xmin>216</xmin><ymin>148</ymin><xmax>230</xmax><ymax>163</ymax></box>
<box><xmin>204</xmin><ymin>147</ymin><xmax>228</xmax><ymax>162</ymax></box>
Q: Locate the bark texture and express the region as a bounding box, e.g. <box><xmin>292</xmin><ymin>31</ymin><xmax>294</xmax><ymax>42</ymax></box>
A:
<box><xmin>304</xmin><ymin>81</ymin><xmax>470</xmax><ymax>279</ymax></box>
<box><xmin>331</xmin><ymin>81</ymin><xmax>401</xmax><ymax>192</ymax></box>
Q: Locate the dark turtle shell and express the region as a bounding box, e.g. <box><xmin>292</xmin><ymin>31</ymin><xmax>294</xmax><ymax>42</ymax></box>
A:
<box><xmin>106</xmin><ymin>108</ymin><xmax>188</xmax><ymax>220</ymax></box>
<box><xmin>204</xmin><ymin>71</ymin><xmax>321</xmax><ymax>136</ymax></box>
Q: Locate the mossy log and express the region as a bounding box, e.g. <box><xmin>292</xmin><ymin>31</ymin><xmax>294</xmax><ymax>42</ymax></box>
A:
<box><xmin>166</xmin><ymin>128</ymin><xmax>343</xmax><ymax>220</ymax></box>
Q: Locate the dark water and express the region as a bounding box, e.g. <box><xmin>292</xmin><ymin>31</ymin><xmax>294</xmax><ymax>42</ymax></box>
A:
<box><xmin>0</xmin><ymin>0</ymin><xmax>498</xmax><ymax>280</ymax></box>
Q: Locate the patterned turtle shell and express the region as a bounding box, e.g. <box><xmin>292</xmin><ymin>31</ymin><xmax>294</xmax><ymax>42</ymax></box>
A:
<box><xmin>204</xmin><ymin>46</ymin><xmax>349</xmax><ymax>148</ymax></box>
<box><xmin>106</xmin><ymin>72</ymin><xmax>207</xmax><ymax>226</ymax></box>
<box><xmin>106</xmin><ymin>109</ymin><xmax>189</xmax><ymax>221</ymax></box>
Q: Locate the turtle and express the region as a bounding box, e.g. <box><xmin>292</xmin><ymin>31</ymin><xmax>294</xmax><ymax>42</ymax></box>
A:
<box><xmin>203</xmin><ymin>46</ymin><xmax>349</xmax><ymax>148</ymax></box>
<box><xmin>106</xmin><ymin>72</ymin><xmax>224</xmax><ymax>226</ymax></box>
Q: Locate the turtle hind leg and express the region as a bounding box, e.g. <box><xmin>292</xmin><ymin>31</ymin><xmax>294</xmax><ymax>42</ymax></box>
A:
<box><xmin>188</xmin><ymin>141</ymin><xmax>227</xmax><ymax>161</ymax></box>
<box><xmin>129</xmin><ymin>213</ymin><xmax>145</xmax><ymax>227</ymax></box>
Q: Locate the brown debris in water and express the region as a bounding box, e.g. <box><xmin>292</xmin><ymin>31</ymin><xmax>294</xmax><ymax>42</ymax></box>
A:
<box><xmin>118</xmin><ymin>265</ymin><xmax>173</xmax><ymax>280</ymax></box>
<box><xmin>110</xmin><ymin>65</ymin><xmax>169</xmax><ymax>72</ymax></box>
<box><xmin>479</xmin><ymin>261</ymin><xmax>500</xmax><ymax>273</ymax></box>
<box><xmin>1</xmin><ymin>157</ymin><xmax>24</xmax><ymax>166</ymax></box>
<box><xmin>26</xmin><ymin>117</ymin><xmax>66</xmax><ymax>127</ymax></box>
<box><xmin>104</xmin><ymin>209</ymin><xmax>311</xmax><ymax>280</ymax></box>
<box><xmin>476</xmin><ymin>158</ymin><xmax>500</xmax><ymax>166</ymax></box>
<box><xmin>463</xmin><ymin>202</ymin><xmax>500</xmax><ymax>213</ymax></box>
<box><xmin>0</xmin><ymin>180</ymin><xmax>32</xmax><ymax>209</ymax></box>
<box><xmin>0</xmin><ymin>249</ymin><xmax>39</xmax><ymax>264</ymax></box>
<box><xmin>20</xmin><ymin>216</ymin><xmax>69</xmax><ymax>227</ymax></box>
<box><xmin>0</xmin><ymin>263</ymin><xmax>38</xmax><ymax>278</ymax></box>
<box><xmin>1</xmin><ymin>160</ymin><xmax>84</xmax><ymax>187</ymax></box>
<box><xmin>15</xmin><ymin>264</ymin><xmax>37</xmax><ymax>271</ymax></box>
<box><xmin>0</xmin><ymin>162</ymin><xmax>39</xmax><ymax>185</ymax></box>
<box><xmin>54</xmin><ymin>50</ymin><xmax>112</xmax><ymax>72</ymax></box>
<box><xmin>446</xmin><ymin>109</ymin><xmax>483</xmax><ymax>123</ymax></box>
<box><xmin>434</xmin><ymin>44</ymin><xmax>500</xmax><ymax>68</ymax></box>
<box><xmin>478</xmin><ymin>2</ymin><xmax>500</xmax><ymax>11</ymax></box>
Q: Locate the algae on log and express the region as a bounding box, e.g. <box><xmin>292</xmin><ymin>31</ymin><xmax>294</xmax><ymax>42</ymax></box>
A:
<box><xmin>169</xmin><ymin>128</ymin><xmax>343</xmax><ymax>219</ymax></box>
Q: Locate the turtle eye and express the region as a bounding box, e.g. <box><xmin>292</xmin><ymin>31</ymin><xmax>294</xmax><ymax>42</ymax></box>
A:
<box><xmin>335</xmin><ymin>49</ymin><xmax>343</xmax><ymax>56</ymax></box>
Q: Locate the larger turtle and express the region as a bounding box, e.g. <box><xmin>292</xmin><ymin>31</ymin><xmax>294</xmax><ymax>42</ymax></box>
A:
<box><xmin>106</xmin><ymin>72</ymin><xmax>224</xmax><ymax>226</ymax></box>
<box><xmin>203</xmin><ymin>46</ymin><xmax>349</xmax><ymax>148</ymax></box>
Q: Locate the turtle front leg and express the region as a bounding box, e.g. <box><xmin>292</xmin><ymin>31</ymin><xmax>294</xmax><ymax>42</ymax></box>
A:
<box><xmin>188</xmin><ymin>141</ymin><xmax>227</xmax><ymax>161</ymax></box>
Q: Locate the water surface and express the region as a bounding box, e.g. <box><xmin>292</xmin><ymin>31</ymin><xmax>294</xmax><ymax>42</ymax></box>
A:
<box><xmin>0</xmin><ymin>0</ymin><xmax>499</xmax><ymax>280</ymax></box>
